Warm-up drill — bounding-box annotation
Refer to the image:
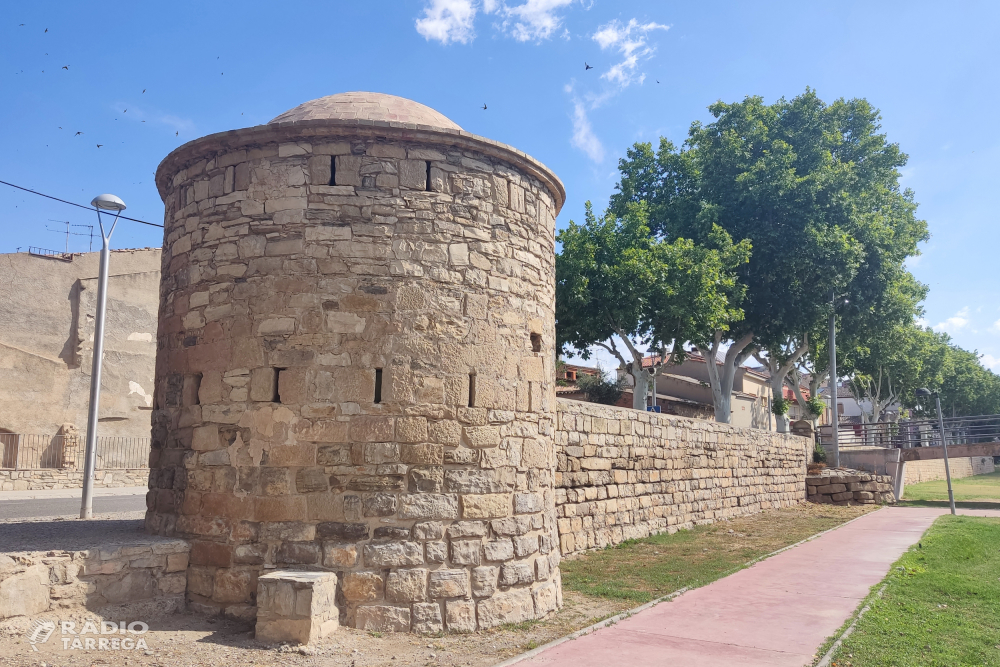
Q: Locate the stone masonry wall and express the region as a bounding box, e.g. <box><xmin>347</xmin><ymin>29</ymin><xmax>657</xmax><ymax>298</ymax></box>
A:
<box><xmin>553</xmin><ymin>399</ymin><xmax>808</xmax><ymax>556</ymax></box>
<box><xmin>903</xmin><ymin>456</ymin><xmax>995</xmax><ymax>486</ymax></box>
<box><xmin>0</xmin><ymin>539</ymin><xmax>189</xmax><ymax>620</ymax></box>
<box><xmin>0</xmin><ymin>469</ymin><xmax>149</xmax><ymax>491</ymax></box>
<box><xmin>146</xmin><ymin>115</ymin><xmax>563</xmax><ymax>632</ymax></box>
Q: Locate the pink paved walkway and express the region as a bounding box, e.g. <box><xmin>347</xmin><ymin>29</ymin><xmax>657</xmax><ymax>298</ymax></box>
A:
<box><xmin>521</xmin><ymin>507</ymin><xmax>998</xmax><ymax>667</ymax></box>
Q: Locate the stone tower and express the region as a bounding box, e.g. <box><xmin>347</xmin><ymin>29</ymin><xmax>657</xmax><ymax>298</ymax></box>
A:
<box><xmin>148</xmin><ymin>92</ymin><xmax>565</xmax><ymax>632</ymax></box>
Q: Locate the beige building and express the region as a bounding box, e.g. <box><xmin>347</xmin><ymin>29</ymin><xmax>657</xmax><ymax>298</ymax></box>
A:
<box><xmin>0</xmin><ymin>248</ymin><xmax>160</xmax><ymax>439</ymax></box>
<box><xmin>619</xmin><ymin>354</ymin><xmax>772</xmax><ymax>428</ymax></box>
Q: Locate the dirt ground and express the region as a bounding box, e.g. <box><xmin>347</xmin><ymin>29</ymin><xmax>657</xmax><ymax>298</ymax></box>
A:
<box><xmin>0</xmin><ymin>503</ymin><xmax>879</xmax><ymax>667</ymax></box>
<box><xmin>0</xmin><ymin>590</ymin><xmax>629</xmax><ymax>667</ymax></box>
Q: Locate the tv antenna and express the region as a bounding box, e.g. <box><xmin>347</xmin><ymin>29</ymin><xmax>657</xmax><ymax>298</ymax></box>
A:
<box><xmin>46</xmin><ymin>219</ymin><xmax>96</xmax><ymax>253</ymax></box>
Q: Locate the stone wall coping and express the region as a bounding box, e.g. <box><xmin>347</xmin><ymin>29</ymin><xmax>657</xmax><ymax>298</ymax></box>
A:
<box><xmin>556</xmin><ymin>397</ymin><xmax>811</xmax><ymax>439</ymax></box>
<box><xmin>154</xmin><ymin>118</ymin><xmax>566</xmax><ymax>213</ymax></box>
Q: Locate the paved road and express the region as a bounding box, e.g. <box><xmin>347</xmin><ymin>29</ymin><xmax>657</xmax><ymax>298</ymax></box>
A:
<box><xmin>517</xmin><ymin>507</ymin><xmax>1000</xmax><ymax>667</ymax></box>
<box><xmin>0</xmin><ymin>494</ymin><xmax>147</xmax><ymax>520</ymax></box>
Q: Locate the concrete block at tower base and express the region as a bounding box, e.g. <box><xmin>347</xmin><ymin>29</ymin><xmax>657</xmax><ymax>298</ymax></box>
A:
<box><xmin>256</xmin><ymin>570</ymin><xmax>339</xmax><ymax>644</ymax></box>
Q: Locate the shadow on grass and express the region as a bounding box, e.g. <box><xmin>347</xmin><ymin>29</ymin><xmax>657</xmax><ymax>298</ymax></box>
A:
<box><xmin>896</xmin><ymin>499</ymin><xmax>1000</xmax><ymax>510</ymax></box>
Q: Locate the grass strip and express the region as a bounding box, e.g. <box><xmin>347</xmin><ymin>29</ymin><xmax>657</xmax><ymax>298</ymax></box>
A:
<box><xmin>826</xmin><ymin>515</ymin><xmax>1000</xmax><ymax>667</ymax></box>
<box><xmin>902</xmin><ymin>470</ymin><xmax>1000</xmax><ymax>505</ymax></box>
<box><xmin>560</xmin><ymin>503</ymin><xmax>877</xmax><ymax>603</ymax></box>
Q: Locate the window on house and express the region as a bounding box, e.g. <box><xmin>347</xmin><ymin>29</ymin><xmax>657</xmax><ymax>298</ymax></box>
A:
<box><xmin>530</xmin><ymin>333</ymin><xmax>541</xmax><ymax>353</ymax></box>
<box><xmin>425</xmin><ymin>161</ymin><xmax>432</xmax><ymax>191</ymax></box>
<box><xmin>329</xmin><ymin>156</ymin><xmax>336</xmax><ymax>186</ymax></box>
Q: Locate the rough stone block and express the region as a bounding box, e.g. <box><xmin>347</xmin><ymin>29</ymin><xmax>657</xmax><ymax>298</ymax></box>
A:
<box><xmin>477</xmin><ymin>588</ymin><xmax>534</xmax><ymax>629</ymax></box>
<box><xmin>386</xmin><ymin>569</ymin><xmax>428</xmax><ymax>603</ymax></box>
<box><xmin>445</xmin><ymin>599</ymin><xmax>477</xmax><ymax>632</ymax></box>
<box><xmin>471</xmin><ymin>566</ymin><xmax>498</xmax><ymax>598</ymax></box>
<box><xmin>462</xmin><ymin>494</ymin><xmax>512</xmax><ymax>519</ymax></box>
<box><xmin>428</xmin><ymin>569</ymin><xmax>469</xmax><ymax>598</ymax></box>
<box><xmin>355</xmin><ymin>605</ymin><xmax>411</xmax><ymax>633</ymax></box>
<box><xmin>412</xmin><ymin>602</ymin><xmax>444</xmax><ymax>634</ymax></box>
<box><xmin>363</xmin><ymin>542</ymin><xmax>424</xmax><ymax>567</ymax></box>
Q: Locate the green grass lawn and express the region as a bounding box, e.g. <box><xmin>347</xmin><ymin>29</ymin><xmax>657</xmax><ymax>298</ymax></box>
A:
<box><xmin>559</xmin><ymin>504</ymin><xmax>876</xmax><ymax>603</ymax></box>
<box><xmin>903</xmin><ymin>470</ymin><xmax>1000</xmax><ymax>507</ymax></box>
<box><xmin>826</xmin><ymin>515</ymin><xmax>1000</xmax><ymax>667</ymax></box>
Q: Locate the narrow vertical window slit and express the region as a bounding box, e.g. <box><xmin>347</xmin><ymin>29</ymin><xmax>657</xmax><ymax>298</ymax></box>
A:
<box><xmin>468</xmin><ymin>373</ymin><xmax>476</xmax><ymax>407</ymax></box>
<box><xmin>329</xmin><ymin>156</ymin><xmax>336</xmax><ymax>186</ymax></box>
<box><xmin>425</xmin><ymin>161</ymin><xmax>432</xmax><ymax>191</ymax></box>
<box><xmin>374</xmin><ymin>368</ymin><xmax>383</xmax><ymax>404</ymax></box>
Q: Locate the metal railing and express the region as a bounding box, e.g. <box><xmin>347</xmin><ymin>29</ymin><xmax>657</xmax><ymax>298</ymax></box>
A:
<box><xmin>817</xmin><ymin>414</ymin><xmax>1000</xmax><ymax>450</ymax></box>
<box><xmin>28</xmin><ymin>246</ymin><xmax>73</xmax><ymax>261</ymax></box>
<box><xmin>0</xmin><ymin>434</ymin><xmax>150</xmax><ymax>470</ymax></box>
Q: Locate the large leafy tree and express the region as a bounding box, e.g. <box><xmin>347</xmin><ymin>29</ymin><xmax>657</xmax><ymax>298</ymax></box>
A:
<box><xmin>556</xmin><ymin>202</ymin><xmax>749</xmax><ymax>410</ymax></box>
<box><xmin>610</xmin><ymin>89</ymin><xmax>928</xmax><ymax>426</ymax></box>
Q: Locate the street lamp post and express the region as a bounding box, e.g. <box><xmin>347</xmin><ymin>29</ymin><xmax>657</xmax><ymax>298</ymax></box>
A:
<box><xmin>80</xmin><ymin>194</ymin><xmax>126</xmax><ymax>519</ymax></box>
<box><xmin>829</xmin><ymin>290</ymin><xmax>840</xmax><ymax>468</ymax></box>
<box><xmin>917</xmin><ymin>388</ymin><xmax>955</xmax><ymax>515</ymax></box>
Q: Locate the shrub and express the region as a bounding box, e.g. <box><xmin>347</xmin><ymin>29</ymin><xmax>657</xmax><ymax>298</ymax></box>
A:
<box><xmin>577</xmin><ymin>368</ymin><xmax>626</xmax><ymax>406</ymax></box>
<box><xmin>813</xmin><ymin>441</ymin><xmax>828</xmax><ymax>464</ymax></box>
<box><xmin>771</xmin><ymin>397</ymin><xmax>791</xmax><ymax>416</ymax></box>
<box><xmin>805</xmin><ymin>396</ymin><xmax>825</xmax><ymax>417</ymax></box>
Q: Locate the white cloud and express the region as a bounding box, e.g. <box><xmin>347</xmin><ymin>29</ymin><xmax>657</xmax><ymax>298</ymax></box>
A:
<box><xmin>489</xmin><ymin>0</ymin><xmax>574</xmax><ymax>42</ymax></box>
<box><xmin>416</xmin><ymin>0</ymin><xmax>573</xmax><ymax>44</ymax></box>
<box><xmin>591</xmin><ymin>18</ymin><xmax>668</xmax><ymax>88</ymax></box>
<box><xmin>981</xmin><ymin>354</ymin><xmax>1000</xmax><ymax>372</ymax></box>
<box><xmin>415</xmin><ymin>0</ymin><xmax>478</xmax><ymax>44</ymax></box>
<box><xmin>570</xmin><ymin>101</ymin><xmax>604</xmax><ymax>163</ymax></box>
<box><xmin>933</xmin><ymin>307</ymin><xmax>970</xmax><ymax>335</ymax></box>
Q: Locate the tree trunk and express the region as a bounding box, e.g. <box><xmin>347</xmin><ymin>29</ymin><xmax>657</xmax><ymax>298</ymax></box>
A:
<box><xmin>768</xmin><ymin>376</ymin><xmax>786</xmax><ymax>433</ymax></box>
<box><xmin>631</xmin><ymin>368</ymin><xmax>650</xmax><ymax>411</ymax></box>
<box><xmin>698</xmin><ymin>331</ymin><xmax>755</xmax><ymax>424</ymax></box>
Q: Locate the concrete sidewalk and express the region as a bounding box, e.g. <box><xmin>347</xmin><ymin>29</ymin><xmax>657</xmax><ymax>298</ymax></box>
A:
<box><xmin>0</xmin><ymin>486</ymin><xmax>147</xmax><ymax>500</ymax></box>
<box><xmin>517</xmin><ymin>507</ymin><xmax>998</xmax><ymax>667</ymax></box>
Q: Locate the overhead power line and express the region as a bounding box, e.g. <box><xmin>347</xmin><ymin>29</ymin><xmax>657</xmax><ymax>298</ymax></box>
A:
<box><xmin>0</xmin><ymin>179</ymin><xmax>163</xmax><ymax>228</ymax></box>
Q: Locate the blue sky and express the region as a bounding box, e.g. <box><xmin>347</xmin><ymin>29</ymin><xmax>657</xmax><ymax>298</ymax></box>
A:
<box><xmin>2</xmin><ymin>1</ymin><xmax>998</xmax><ymax>372</ymax></box>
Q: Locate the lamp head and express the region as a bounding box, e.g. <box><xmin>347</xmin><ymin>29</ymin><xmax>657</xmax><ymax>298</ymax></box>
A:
<box><xmin>915</xmin><ymin>388</ymin><xmax>932</xmax><ymax>398</ymax></box>
<box><xmin>91</xmin><ymin>194</ymin><xmax>126</xmax><ymax>212</ymax></box>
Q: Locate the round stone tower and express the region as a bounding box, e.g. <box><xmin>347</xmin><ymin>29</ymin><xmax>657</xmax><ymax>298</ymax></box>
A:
<box><xmin>148</xmin><ymin>92</ymin><xmax>564</xmax><ymax>632</ymax></box>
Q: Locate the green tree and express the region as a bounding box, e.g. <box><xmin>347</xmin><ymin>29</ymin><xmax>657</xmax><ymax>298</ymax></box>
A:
<box><xmin>610</xmin><ymin>89</ymin><xmax>928</xmax><ymax>426</ymax></box>
<box><xmin>556</xmin><ymin>202</ymin><xmax>749</xmax><ymax>410</ymax></box>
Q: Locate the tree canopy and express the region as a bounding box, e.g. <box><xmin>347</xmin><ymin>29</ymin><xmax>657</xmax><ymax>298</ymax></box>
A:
<box><xmin>556</xmin><ymin>201</ymin><xmax>749</xmax><ymax>410</ymax></box>
<box><xmin>607</xmin><ymin>89</ymin><xmax>929</xmax><ymax>423</ymax></box>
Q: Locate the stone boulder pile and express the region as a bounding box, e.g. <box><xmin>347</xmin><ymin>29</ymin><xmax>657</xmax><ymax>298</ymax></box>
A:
<box><xmin>806</xmin><ymin>468</ymin><xmax>895</xmax><ymax>505</ymax></box>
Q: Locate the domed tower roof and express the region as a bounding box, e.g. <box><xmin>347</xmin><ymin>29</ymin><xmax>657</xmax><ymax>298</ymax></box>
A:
<box><xmin>270</xmin><ymin>92</ymin><xmax>462</xmax><ymax>131</ymax></box>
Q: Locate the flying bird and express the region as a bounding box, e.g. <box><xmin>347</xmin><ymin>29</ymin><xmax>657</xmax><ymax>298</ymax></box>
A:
<box><xmin>481</xmin><ymin>103</ymin><xmax>487</xmax><ymax>110</ymax></box>
<box><xmin>96</xmin><ymin>144</ymin><xmax>103</xmax><ymax>148</ymax></box>
<box><xmin>142</xmin><ymin>89</ymin><xmax>146</xmax><ymax>93</ymax></box>
<box><xmin>58</xmin><ymin>126</ymin><xmax>62</xmax><ymax>129</ymax></box>
<box><xmin>656</xmin><ymin>79</ymin><xmax>660</xmax><ymax>83</ymax></box>
<box><xmin>61</xmin><ymin>65</ymin><xmax>68</xmax><ymax>70</ymax></box>
<box><xmin>585</xmin><ymin>62</ymin><xmax>593</xmax><ymax>70</ymax></box>
<box><xmin>123</xmin><ymin>109</ymin><xmax>127</xmax><ymax>113</ymax></box>
<box><xmin>175</xmin><ymin>131</ymin><xmax>179</xmax><ymax>136</ymax></box>
<box><xmin>44</xmin><ymin>28</ymin><xmax>48</xmax><ymax>33</ymax></box>
<box><xmin>74</xmin><ymin>131</ymin><xmax>82</xmax><ymax>135</ymax></box>
<box><xmin>18</xmin><ymin>24</ymin><xmax>24</xmax><ymax>26</ymax></box>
